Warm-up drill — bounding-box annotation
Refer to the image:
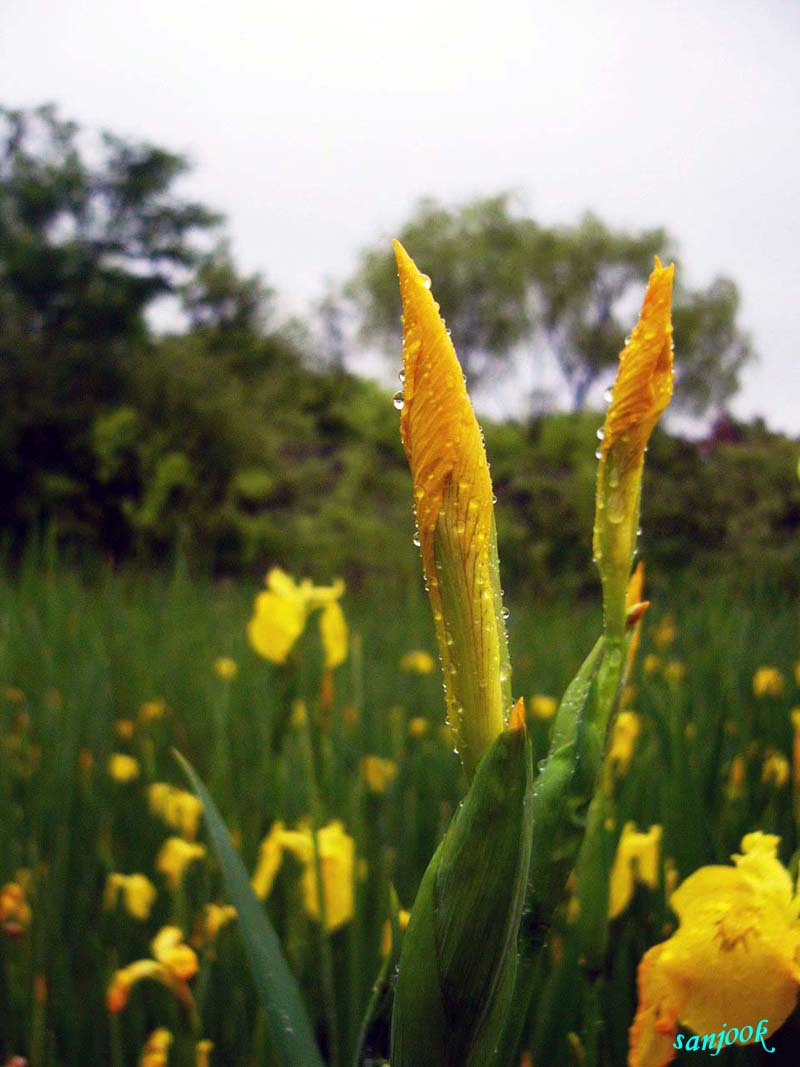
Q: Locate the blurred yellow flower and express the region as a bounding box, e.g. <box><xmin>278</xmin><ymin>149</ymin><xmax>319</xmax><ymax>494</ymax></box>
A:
<box><xmin>214</xmin><ymin>656</ymin><xmax>238</xmax><ymax>680</ymax></box>
<box><xmin>530</xmin><ymin>694</ymin><xmax>558</xmax><ymax>721</ymax></box>
<box><xmin>663</xmin><ymin>660</ymin><xmax>686</xmax><ymax>685</ymax></box>
<box><xmin>629</xmin><ymin>832</ymin><xmax>800</xmax><ymax>1066</ymax></box>
<box><xmin>148</xmin><ymin>783</ymin><xmax>204</xmax><ymax>841</ymax></box>
<box><xmin>753</xmin><ymin>666</ymin><xmax>784</xmax><ymax>698</ymax></box>
<box><xmin>400</xmin><ymin>650</ymin><xmax>436</xmax><ymax>674</ymax></box>
<box><xmin>195</xmin><ymin>1040</ymin><xmax>213</xmax><ymax>1067</ymax></box>
<box><xmin>139</xmin><ymin>1028</ymin><xmax>173</xmax><ymax>1067</ymax></box>
<box><xmin>156</xmin><ymin>837</ymin><xmax>206</xmax><ymax>890</ymax></box>
<box><xmin>104</xmin><ymin>873</ymin><xmax>157</xmax><ymax>921</ymax></box>
<box><xmin>107</xmin><ymin>926</ymin><xmax>198</xmax><ymax>1013</ymax></box>
<box><xmin>762</xmin><ymin>751</ymin><xmax>790</xmax><ymax>789</ymax></box>
<box><xmin>0</xmin><ymin>881</ymin><xmax>32</xmax><ymax>932</ymax></box>
<box><xmin>342</xmin><ymin>703</ymin><xmax>359</xmax><ymax>731</ymax></box>
<box><xmin>643</xmin><ymin>654</ymin><xmax>661</xmax><ymax>676</ymax></box>
<box><xmin>609</xmin><ymin>822</ymin><xmax>661</xmax><ymax>919</ymax></box>
<box><xmin>108</xmin><ymin>753</ymin><xmax>140</xmax><ymax>783</ymax></box>
<box><xmin>247</xmin><ymin>567</ymin><xmax>347</xmax><ymax>666</ymax></box>
<box><xmin>251</xmin><ymin>821</ymin><xmax>285</xmax><ymax>900</ymax></box>
<box><xmin>139</xmin><ymin>698</ymin><xmax>167</xmax><ymax>724</ymax></box>
<box><xmin>280</xmin><ymin>820</ymin><xmax>355</xmax><ymax>932</ymax></box>
<box><xmin>289</xmin><ymin>699</ymin><xmax>308</xmax><ymax>729</ymax></box>
<box><xmin>200</xmin><ymin>903</ymin><xmax>237</xmax><ymax>944</ymax></box>
<box><xmin>319</xmin><ymin>600</ymin><xmax>348</xmax><ymax>669</ymax></box>
<box><xmin>380</xmin><ymin>908</ymin><xmax>411</xmax><ymax>958</ymax></box>
<box><xmin>652</xmin><ymin>615</ymin><xmax>676</xmax><ymax>650</ymax></box>
<box><xmin>360</xmin><ymin>755</ymin><xmax>398</xmax><ymax>794</ymax></box>
<box><xmin>725</xmin><ymin>755</ymin><xmax>747</xmax><ymax>800</ymax></box>
<box><xmin>407</xmin><ymin>716</ymin><xmax>429</xmax><ymax>738</ymax></box>
<box><xmin>3</xmin><ymin>686</ymin><xmax>25</xmax><ymax>704</ymax></box>
<box><xmin>609</xmin><ymin>711</ymin><xmax>641</xmax><ymax>775</ymax></box>
<box><xmin>115</xmin><ymin>719</ymin><xmax>135</xmax><ymax>741</ymax></box>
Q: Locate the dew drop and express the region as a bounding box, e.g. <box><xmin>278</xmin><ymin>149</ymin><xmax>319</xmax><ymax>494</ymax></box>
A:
<box><xmin>596</xmin><ymin>427</ymin><xmax>605</xmax><ymax>441</ymax></box>
<box><xmin>392</xmin><ymin>391</ymin><xmax>405</xmax><ymax>410</ymax></box>
<box><xmin>603</xmin><ymin>387</ymin><xmax>614</xmax><ymax>404</ymax></box>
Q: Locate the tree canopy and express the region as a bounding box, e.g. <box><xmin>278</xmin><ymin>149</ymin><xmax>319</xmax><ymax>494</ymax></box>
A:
<box><xmin>348</xmin><ymin>196</ymin><xmax>755</xmax><ymax>415</ymax></box>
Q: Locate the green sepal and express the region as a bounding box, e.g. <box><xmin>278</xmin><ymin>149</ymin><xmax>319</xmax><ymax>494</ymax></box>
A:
<box><xmin>391</xmin><ymin>720</ymin><xmax>533</xmax><ymax>1067</ymax></box>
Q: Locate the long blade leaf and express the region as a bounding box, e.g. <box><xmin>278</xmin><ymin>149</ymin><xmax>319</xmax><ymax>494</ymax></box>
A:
<box><xmin>175</xmin><ymin>750</ymin><xmax>325</xmax><ymax>1067</ymax></box>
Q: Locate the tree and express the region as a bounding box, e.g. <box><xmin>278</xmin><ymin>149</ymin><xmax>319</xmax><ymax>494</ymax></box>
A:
<box><xmin>0</xmin><ymin>103</ymin><xmax>219</xmax><ymax>538</ymax></box>
<box><xmin>348</xmin><ymin>195</ymin><xmax>534</xmax><ymax>386</ymax></box>
<box><xmin>350</xmin><ymin>197</ymin><xmax>756</xmax><ymax>416</ymax></box>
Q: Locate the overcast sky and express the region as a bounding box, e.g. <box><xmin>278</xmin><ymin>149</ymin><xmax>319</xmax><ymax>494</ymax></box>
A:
<box><xmin>3</xmin><ymin>0</ymin><xmax>798</xmax><ymax>432</ymax></box>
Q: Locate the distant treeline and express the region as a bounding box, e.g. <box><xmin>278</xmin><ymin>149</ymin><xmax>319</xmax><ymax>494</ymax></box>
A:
<box><xmin>2</xmin><ymin>103</ymin><xmax>798</xmax><ymax>597</ymax></box>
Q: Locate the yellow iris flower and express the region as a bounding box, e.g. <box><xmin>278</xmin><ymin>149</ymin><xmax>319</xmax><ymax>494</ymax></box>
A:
<box><xmin>0</xmin><ymin>880</ymin><xmax>32</xmax><ymax>932</ymax></box>
<box><xmin>629</xmin><ymin>832</ymin><xmax>800</xmax><ymax>1066</ymax></box>
<box><xmin>250</xmin><ymin>818</ymin><xmax>356</xmax><ymax>932</ymax></box>
<box><xmin>360</xmin><ymin>755</ymin><xmax>399</xmax><ymax>794</ymax></box>
<box><xmin>214</xmin><ymin>656</ymin><xmax>238</xmax><ymax>680</ymax></box>
<box><xmin>103</xmin><ymin>873</ymin><xmax>157</xmax><ymax>921</ymax></box>
<box><xmin>608</xmin><ymin>822</ymin><xmax>661</xmax><ymax>919</ymax></box>
<box><xmin>247</xmin><ymin>567</ymin><xmax>348</xmax><ymax>668</ymax></box>
<box><xmin>529</xmin><ymin>694</ymin><xmax>558</xmax><ymax>721</ymax></box>
<box><xmin>753</xmin><ymin>666</ymin><xmax>784</xmax><ymax>698</ymax></box>
<box><xmin>148</xmin><ymin>783</ymin><xmax>204</xmax><ymax>840</ymax></box>
<box><xmin>155</xmin><ymin>836</ymin><xmax>206</xmax><ymax>890</ymax></box>
<box><xmin>394</xmin><ymin>242</ymin><xmax>511</xmax><ymax>776</ymax></box>
<box><xmin>107</xmin><ymin>926</ymin><xmax>198</xmax><ymax>1013</ymax></box>
<box><xmin>608</xmin><ymin>712</ymin><xmax>642</xmax><ymax>776</ymax></box>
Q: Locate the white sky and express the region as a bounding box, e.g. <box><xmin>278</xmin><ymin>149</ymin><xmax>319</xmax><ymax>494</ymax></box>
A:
<box><xmin>3</xmin><ymin>0</ymin><xmax>799</xmax><ymax>432</ymax></box>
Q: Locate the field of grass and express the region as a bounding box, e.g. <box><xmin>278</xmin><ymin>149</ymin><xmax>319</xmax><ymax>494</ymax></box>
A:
<box><xmin>0</xmin><ymin>554</ymin><xmax>798</xmax><ymax>1065</ymax></box>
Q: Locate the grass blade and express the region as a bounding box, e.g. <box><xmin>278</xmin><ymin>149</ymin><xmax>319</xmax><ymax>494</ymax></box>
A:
<box><xmin>175</xmin><ymin>749</ymin><xmax>325</xmax><ymax>1067</ymax></box>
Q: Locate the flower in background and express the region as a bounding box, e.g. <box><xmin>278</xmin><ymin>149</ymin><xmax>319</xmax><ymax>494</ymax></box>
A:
<box><xmin>214</xmin><ymin>656</ymin><xmax>238</xmax><ymax>680</ymax></box>
<box><xmin>381</xmin><ymin>908</ymin><xmax>411</xmax><ymax>957</ymax></box>
<box><xmin>247</xmin><ymin>568</ymin><xmax>348</xmax><ymax>668</ymax></box>
<box><xmin>407</xmin><ymin>716</ymin><xmax>429</xmax><ymax>738</ymax></box>
<box><xmin>629</xmin><ymin>832</ymin><xmax>800</xmax><ymax>1066</ymax></box>
<box><xmin>196</xmin><ymin>903</ymin><xmax>237</xmax><ymax>947</ymax></box>
<box><xmin>608</xmin><ymin>711</ymin><xmax>641</xmax><ymax>775</ymax></box>
<box><xmin>753</xmin><ymin>666</ymin><xmax>784</xmax><ymax>698</ymax></box>
<box><xmin>726</xmin><ymin>755</ymin><xmax>747</xmax><ymax>800</ymax></box>
<box><xmin>281</xmin><ymin>820</ymin><xmax>356</xmax><ymax>932</ymax></box>
<box><xmin>643</xmin><ymin>654</ymin><xmax>661</xmax><ymax>676</ymax></box>
<box><xmin>195</xmin><ymin>1040</ymin><xmax>213</xmax><ymax>1067</ymax></box>
<box><xmin>530</xmin><ymin>694</ymin><xmax>558</xmax><ymax>721</ymax></box>
<box><xmin>139</xmin><ymin>1028</ymin><xmax>173</xmax><ymax>1067</ymax></box>
<box><xmin>609</xmin><ymin>822</ymin><xmax>661</xmax><ymax>919</ymax></box>
<box><xmin>139</xmin><ymin>698</ymin><xmax>168</xmax><ymax>725</ymax></box>
<box><xmin>107</xmin><ymin>926</ymin><xmax>198</xmax><ymax>1013</ymax></box>
<box><xmin>155</xmin><ymin>837</ymin><xmax>206</xmax><ymax>890</ymax></box>
<box><xmin>115</xmin><ymin>719</ymin><xmax>135</xmax><ymax>741</ymax></box>
<box><xmin>652</xmin><ymin>615</ymin><xmax>676</xmax><ymax>650</ymax></box>
<box><xmin>148</xmin><ymin>784</ymin><xmax>204</xmax><ymax>840</ymax></box>
<box><xmin>762</xmin><ymin>751</ymin><xmax>790</xmax><ymax>789</ymax></box>
<box><xmin>400</xmin><ymin>650</ymin><xmax>436</xmax><ymax>674</ymax></box>
<box><xmin>108</xmin><ymin>753</ymin><xmax>140</xmax><ymax>783</ymax></box>
<box><xmin>251</xmin><ymin>821</ymin><xmax>285</xmax><ymax>900</ymax></box>
<box><xmin>104</xmin><ymin>873</ymin><xmax>157</xmax><ymax>921</ymax></box>
<box><xmin>360</xmin><ymin>755</ymin><xmax>398</xmax><ymax>794</ymax></box>
<box><xmin>0</xmin><ymin>881</ymin><xmax>32</xmax><ymax>934</ymax></box>
<box><xmin>663</xmin><ymin>661</ymin><xmax>686</xmax><ymax>686</ymax></box>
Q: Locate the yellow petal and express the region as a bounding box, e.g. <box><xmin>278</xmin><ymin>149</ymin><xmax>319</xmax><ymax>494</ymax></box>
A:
<box><xmin>247</xmin><ymin>590</ymin><xmax>307</xmax><ymax>664</ymax></box>
<box><xmin>319</xmin><ymin>600</ymin><xmax>348</xmax><ymax>669</ymax></box>
<box><xmin>394</xmin><ymin>240</ymin><xmax>510</xmax><ymax>775</ymax></box>
<box><xmin>251</xmin><ymin>821</ymin><xmax>285</xmax><ymax>900</ymax></box>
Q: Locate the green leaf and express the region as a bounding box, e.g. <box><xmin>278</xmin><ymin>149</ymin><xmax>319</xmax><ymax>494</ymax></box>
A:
<box><xmin>175</xmin><ymin>750</ymin><xmax>325</xmax><ymax>1067</ymax></box>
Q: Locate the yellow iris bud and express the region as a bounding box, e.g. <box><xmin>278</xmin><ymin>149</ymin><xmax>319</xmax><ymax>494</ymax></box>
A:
<box><xmin>139</xmin><ymin>1028</ymin><xmax>173</xmax><ymax>1067</ymax></box>
<box><xmin>394</xmin><ymin>241</ymin><xmax>511</xmax><ymax>777</ymax></box>
<box><xmin>529</xmin><ymin>694</ymin><xmax>558</xmax><ymax>721</ymax></box>
<box><xmin>213</xmin><ymin>656</ymin><xmax>238</xmax><ymax>680</ymax></box>
<box><xmin>594</xmin><ymin>258</ymin><xmax>674</xmax><ymax>641</ymax></box>
<box><xmin>360</xmin><ymin>755</ymin><xmax>399</xmax><ymax>794</ymax></box>
<box><xmin>107</xmin><ymin>753</ymin><xmax>140</xmax><ymax>783</ymax></box>
<box><xmin>753</xmin><ymin>666</ymin><xmax>784</xmax><ymax>698</ymax></box>
<box><xmin>407</xmin><ymin>716</ymin><xmax>429</xmax><ymax>738</ymax></box>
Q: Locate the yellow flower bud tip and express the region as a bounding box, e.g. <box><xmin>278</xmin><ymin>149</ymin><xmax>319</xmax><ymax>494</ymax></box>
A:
<box><xmin>108</xmin><ymin>753</ymin><xmax>140</xmax><ymax>783</ymax></box>
<box><xmin>753</xmin><ymin>665</ymin><xmax>784</xmax><ymax>698</ymax></box>
<box><xmin>508</xmin><ymin>696</ymin><xmax>527</xmax><ymax>734</ymax></box>
<box><xmin>394</xmin><ymin>240</ymin><xmax>509</xmax><ymax>772</ymax></box>
<box><xmin>600</xmin><ymin>258</ymin><xmax>675</xmax><ymax>462</ymax></box>
<box><xmin>626</xmin><ymin>600</ymin><xmax>650</xmax><ymax>630</ymax></box>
